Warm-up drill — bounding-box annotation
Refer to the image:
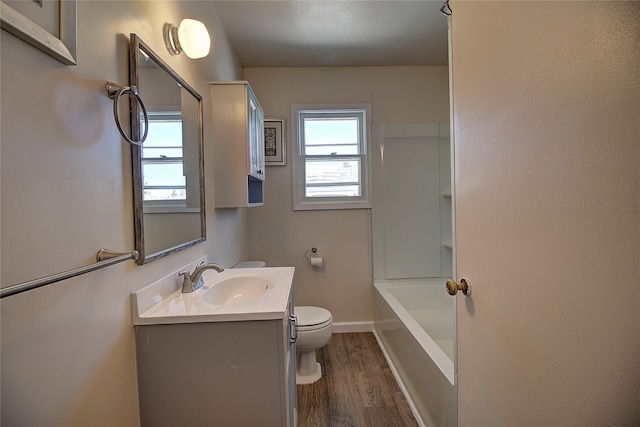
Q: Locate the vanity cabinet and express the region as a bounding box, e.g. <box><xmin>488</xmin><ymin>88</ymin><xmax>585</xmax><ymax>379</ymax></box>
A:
<box><xmin>210</xmin><ymin>81</ymin><xmax>265</xmax><ymax>207</ymax></box>
<box><xmin>134</xmin><ymin>287</ymin><xmax>297</xmax><ymax>427</ymax></box>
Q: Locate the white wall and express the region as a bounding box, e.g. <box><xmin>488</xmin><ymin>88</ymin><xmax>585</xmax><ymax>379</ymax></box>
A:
<box><xmin>451</xmin><ymin>1</ymin><xmax>640</xmax><ymax>424</ymax></box>
<box><xmin>1</xmin><ymin>1</ymin><xmax>246</xmax><ymax>425</ymax></box>
<box><xmin>243</xmin><ymin>67</ymin><xmax>449</xmax><ymax>322</ymax></box>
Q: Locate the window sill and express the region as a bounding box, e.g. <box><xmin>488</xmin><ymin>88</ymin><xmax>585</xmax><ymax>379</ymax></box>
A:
<box><xmin>293</xmin><ymin>199</ymin><xmax>371</xmax><ymax>211</ymax></box>
<box><xmin>143</xmin><ymin>206</ymin><xmax>201</xmax><ymax>214</ymax></box>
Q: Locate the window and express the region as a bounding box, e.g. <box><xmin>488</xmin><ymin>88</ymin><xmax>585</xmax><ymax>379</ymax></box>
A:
<box><xmin>142</xmin><ymin>112</ymin><xmax>186</xmax><ymax>207</ymax></box>
<box><xmin>291</xmin><ymin>104</ymin><xmax>372</xmax><ymax>210</ymax></box>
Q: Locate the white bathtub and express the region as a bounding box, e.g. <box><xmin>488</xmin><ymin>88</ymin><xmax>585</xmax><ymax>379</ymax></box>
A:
<box><xmin>374</xmin><ymin>279</ymin><xmax>457</xmax><ymax>427</ymax></box>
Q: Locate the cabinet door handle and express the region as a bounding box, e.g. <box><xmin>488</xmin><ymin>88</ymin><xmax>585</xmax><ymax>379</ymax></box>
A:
<box><xmin>289</xmin><ymin>314</ymin><xmax>298</xmax><ymax>344</ymax></box>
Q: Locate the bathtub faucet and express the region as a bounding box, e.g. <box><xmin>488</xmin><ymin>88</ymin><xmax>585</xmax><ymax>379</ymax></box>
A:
<box><xmin>179</xmin><ymin>263</ymin><xmax>224</xmax><ymax>293</ymax></box>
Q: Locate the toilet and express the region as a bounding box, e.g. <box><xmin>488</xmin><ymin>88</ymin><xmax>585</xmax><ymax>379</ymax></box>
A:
<box><xmin>294</xmin><ymin>305</ymin><xmax>333</xmax><ymax>384</ymax></box>
<box><xmin>233</xmin><ymin>261</ymin><xmax>333</xmax><ymax>385</ymax></box>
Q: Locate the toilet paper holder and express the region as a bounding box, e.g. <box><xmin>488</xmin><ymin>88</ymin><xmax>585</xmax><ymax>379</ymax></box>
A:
<box><xmin>304</xmin><ymin>247</ymin><xmax>318</xmax><ymax>262</ymax></box>
<box><xmin>304</xmin><ymin>247</ymin><xmax>324</xmax><ymax>268</ymax></box>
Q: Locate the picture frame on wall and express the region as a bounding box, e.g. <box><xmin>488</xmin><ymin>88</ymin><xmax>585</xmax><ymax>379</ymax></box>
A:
<box><xmin>0</xmin><ymin>0</ymin><xmax>77</xmax><ymax>65</ymax></box>
<box><xmin>264</xmin><ymin>118</ymin><xmax>286</xmax><ymax>166</ymax></box>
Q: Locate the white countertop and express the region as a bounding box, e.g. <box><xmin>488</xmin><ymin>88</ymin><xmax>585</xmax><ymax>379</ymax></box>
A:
<box><xmin>132</xmin><ymin>265</ymin><xmax>294</xmax><ymax>325</ymax></box>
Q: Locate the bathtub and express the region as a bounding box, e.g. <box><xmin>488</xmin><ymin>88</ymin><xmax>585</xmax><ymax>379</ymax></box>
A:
<box><xmin>374</xmin><ymin>279</ymin><xmax>457</xmax><ymax>427</ymax></box>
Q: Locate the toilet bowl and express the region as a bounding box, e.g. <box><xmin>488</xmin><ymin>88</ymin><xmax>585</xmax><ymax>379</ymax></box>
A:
<box><xmin>295</xmin><ymin>306</ymin><xmax>333</xmax><ymax>385</ymax></box>
<box><xmin>233</xmin><ymin>261</ymin><xmax>334</xmax><ymax>385</ymax></box>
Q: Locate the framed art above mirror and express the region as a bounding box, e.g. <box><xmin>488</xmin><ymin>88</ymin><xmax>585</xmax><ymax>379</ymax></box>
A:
<box><xmin>129</xmin><ymin>33</ymin><xmax>205</xmax><ymax>264</ymax></box>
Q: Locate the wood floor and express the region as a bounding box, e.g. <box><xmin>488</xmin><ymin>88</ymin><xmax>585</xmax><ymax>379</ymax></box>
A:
<box><xmin>296</xmin><ymin>332</ymin><xmax>419</xmax><ymax>427</ymax></box>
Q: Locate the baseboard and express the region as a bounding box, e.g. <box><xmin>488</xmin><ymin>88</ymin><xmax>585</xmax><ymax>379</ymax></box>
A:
<box><xmin>332</xmin><ymin>321</ymin><xmax>374</xmax><ymax>333</ymax></box>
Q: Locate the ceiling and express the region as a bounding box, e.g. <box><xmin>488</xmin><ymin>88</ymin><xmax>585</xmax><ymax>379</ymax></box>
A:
<box><xmin>211</xmin><ymin>1</ymin><xmax>449</xmax><ymax>68</ymax></box>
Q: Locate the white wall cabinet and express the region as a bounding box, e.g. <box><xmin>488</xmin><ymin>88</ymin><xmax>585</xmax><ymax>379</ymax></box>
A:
<box><xmin>210</xmin><ymin>81</ymin><xmax>265</xmax><ymax>207</ymax></box>
<box><xmin>134</xmin><ymin>289</ymin><xmax>297</xmax><ymax>426</ymax></box>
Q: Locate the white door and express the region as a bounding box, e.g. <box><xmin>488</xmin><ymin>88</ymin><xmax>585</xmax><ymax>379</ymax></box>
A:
<box><xmin>450</xmin><ymin>2</ymin><xmax>640</xmax><ymax>426</ymax></box>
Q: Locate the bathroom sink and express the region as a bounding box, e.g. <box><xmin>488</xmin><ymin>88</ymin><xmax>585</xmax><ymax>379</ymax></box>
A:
<box><xmin>202</xmin><ymin>275</ymin><xmax>273</xmax><ymax>305</ymax></box>
<box><xmin>131</xmin><ymin>262</ymin><xmax>295</xmax><ymax>325</ymax></box>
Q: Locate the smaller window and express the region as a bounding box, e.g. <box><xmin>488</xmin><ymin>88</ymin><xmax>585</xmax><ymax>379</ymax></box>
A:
<box><xmin>142</xmin><ymin>112</ymin><xmax>186</xmax><ymax>207</ymax></box>
<box><xmin>291</xmin><ymin>104</ymin><xmax>371</xmax><ymax>210</ymax></box>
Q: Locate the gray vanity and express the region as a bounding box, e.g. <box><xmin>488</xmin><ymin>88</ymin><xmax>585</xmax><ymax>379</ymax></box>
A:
<box><xmin>132</xmin><ymin>261</ymin><xmax>297</xmax><ymax>426</ymax></box>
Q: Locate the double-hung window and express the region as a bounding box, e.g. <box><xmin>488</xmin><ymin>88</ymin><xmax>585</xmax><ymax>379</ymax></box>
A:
<box><xmin>291</xmin><ymin>104</ymin><xmax>372</xmax><ymax>210</ymax></box>
<box><xmin>141</xmin><ymin>111</ymin><xmax>186</xmax><ymax>208</ymax></box>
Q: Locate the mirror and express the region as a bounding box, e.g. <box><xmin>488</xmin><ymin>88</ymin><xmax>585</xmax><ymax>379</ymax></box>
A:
<box><xmin>129</xmin><ymin>34</ymin><xmax>205</xmax><ymax>264</ymax></box>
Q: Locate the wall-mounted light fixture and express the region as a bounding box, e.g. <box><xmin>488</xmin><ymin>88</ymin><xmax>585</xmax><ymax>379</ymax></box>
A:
<box><xmin>163</xmin><ymin>19</ymin><xmax>210</xmax><ymax>59</ymax></box>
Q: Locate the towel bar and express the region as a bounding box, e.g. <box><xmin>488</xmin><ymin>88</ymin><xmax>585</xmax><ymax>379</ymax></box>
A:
<box><xmin>0</xmin><ymin>249</ymin><xmax>139</xmax><ymax>298</ymax></box>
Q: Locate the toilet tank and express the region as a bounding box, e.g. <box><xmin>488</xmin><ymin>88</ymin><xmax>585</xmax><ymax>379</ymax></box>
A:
<box><xmin>233</xmin><ymin>261</ymin><xmax>266</xmax><ymax>268</ymax></box>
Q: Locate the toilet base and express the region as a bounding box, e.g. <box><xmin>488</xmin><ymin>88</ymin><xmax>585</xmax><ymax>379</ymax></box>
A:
<box><xmin>296</xmin><ymin>350</ymin><xmax>323</xmax><ymax>385</ymax></box>
<box><xmin>296</xmin><ymin>362</ymin><xmax>322</xmax><ymax>385</ymax></box>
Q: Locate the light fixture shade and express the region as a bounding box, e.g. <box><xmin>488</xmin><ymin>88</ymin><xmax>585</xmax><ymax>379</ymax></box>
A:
<box><xmin>177</xmin><ymin>19</ymin><xmax>210</xmax><ymax>59</ymax></box>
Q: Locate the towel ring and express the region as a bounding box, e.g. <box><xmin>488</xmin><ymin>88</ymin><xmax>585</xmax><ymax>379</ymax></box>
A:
<box><xmin>105</xmin><ymin>81</ymin><xmax>149</xmax><ymax>146</ymax></box>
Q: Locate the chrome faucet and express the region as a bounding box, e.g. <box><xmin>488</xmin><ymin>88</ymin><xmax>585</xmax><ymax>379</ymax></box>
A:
<box><xmin>179</xmin><ymin>262</ymin><xmax>224</xmax><ymax>293</ymax></box>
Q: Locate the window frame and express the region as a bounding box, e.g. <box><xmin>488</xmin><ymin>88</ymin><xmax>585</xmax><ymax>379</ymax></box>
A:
<box><xmin>141</xmin><ymin>110</ymin><xmax>191</xmax><ymax>212</ymax></box>
<box><xmin>291</xmin><ymin>103</ymin><xmax>372</xmax><ymax>211</ymax></box>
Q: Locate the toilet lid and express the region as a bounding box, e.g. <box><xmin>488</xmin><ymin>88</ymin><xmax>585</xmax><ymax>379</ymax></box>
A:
<box><xmin>296</xmin><ymin>306</ymin><xmax>332</xmax><ymax>327</ymax></box>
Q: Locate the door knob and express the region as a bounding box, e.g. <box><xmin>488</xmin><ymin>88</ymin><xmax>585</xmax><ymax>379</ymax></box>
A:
<box><xmin>446</xmin><ymin>278</ymin><xmax>470</xmax><ymax>296</ymax></box>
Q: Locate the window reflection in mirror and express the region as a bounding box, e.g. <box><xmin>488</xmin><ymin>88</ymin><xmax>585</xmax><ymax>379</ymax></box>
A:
<box><xmin>143</xmin><ymin>112</ymin><xmax>186</xmax><ymax>203</ymax></box>
<box><xmin>130</xmin><ymin>34</ymin><xmax>205</xmax><ymax>264</ymax></box>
